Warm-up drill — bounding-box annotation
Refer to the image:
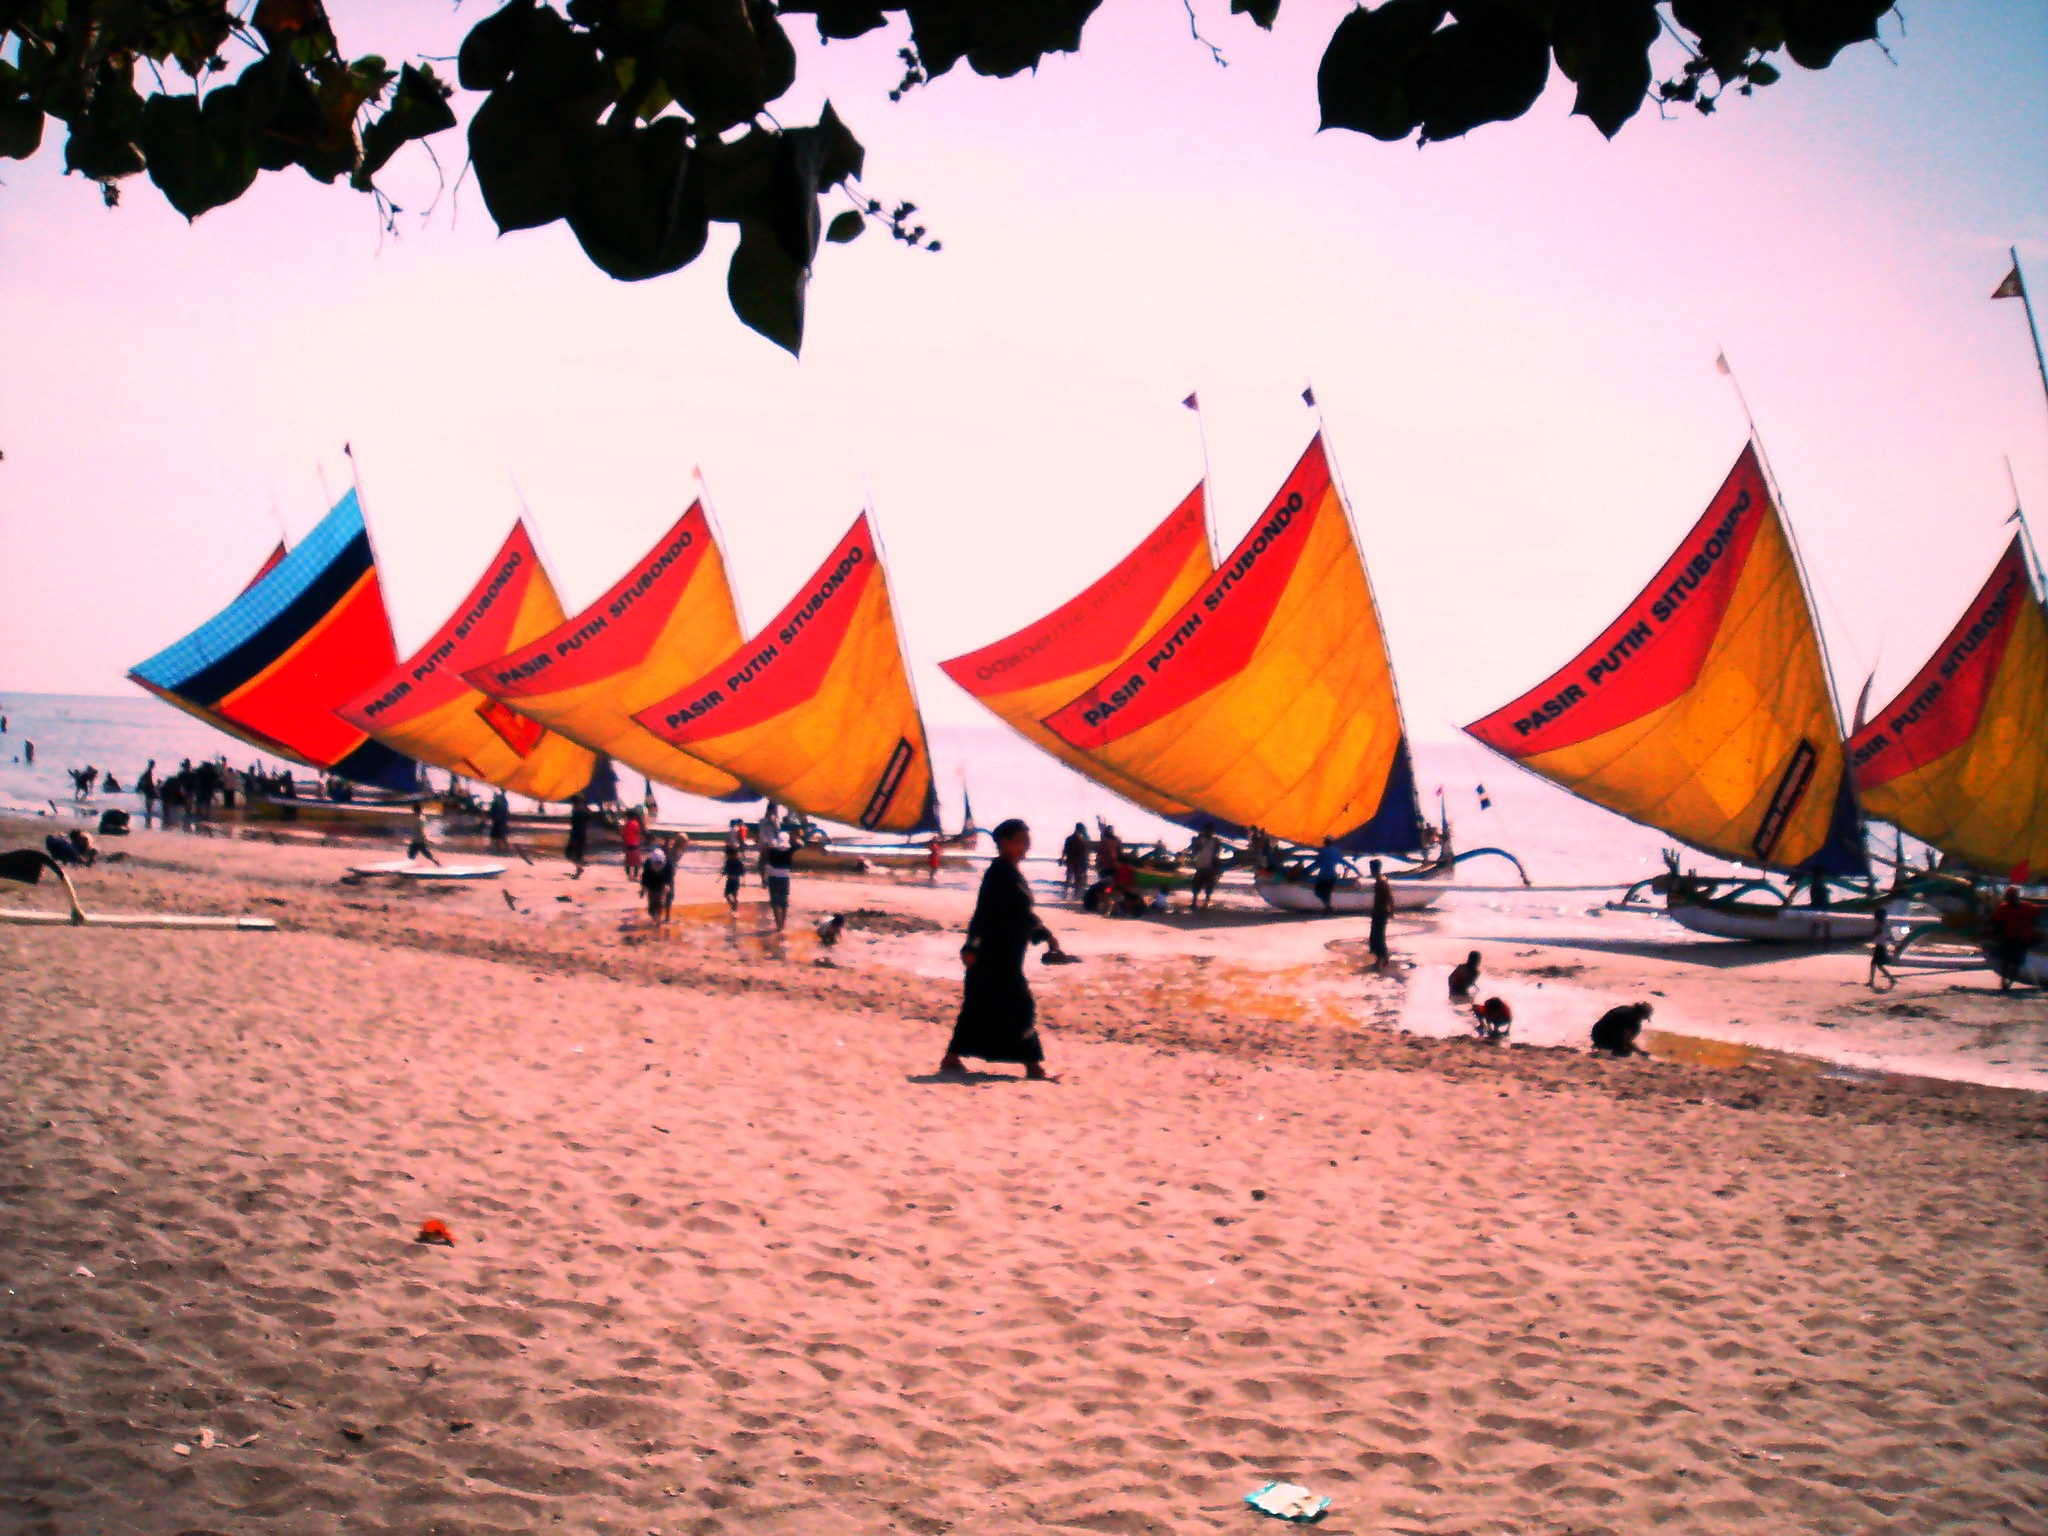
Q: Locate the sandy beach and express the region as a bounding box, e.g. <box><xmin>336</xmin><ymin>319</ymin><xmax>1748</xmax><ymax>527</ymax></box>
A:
<box><xmin>3</xmin><ymin>814</ymin><xmax>2045</xmax><ymax>1535</ymax></box>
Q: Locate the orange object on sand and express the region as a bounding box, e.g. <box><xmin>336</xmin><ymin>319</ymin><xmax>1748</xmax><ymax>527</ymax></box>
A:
<box><xmin>415</xmin><ymin>1219</ymin><xmax>455</xmax><ymax>1246</ymax></box>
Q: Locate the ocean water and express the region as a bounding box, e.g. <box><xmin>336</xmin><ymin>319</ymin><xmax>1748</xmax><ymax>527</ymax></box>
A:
<box><xmin>0</xmin><ymin>690</ymin><xmax>1683</xmax><ymax>889</ymax></box>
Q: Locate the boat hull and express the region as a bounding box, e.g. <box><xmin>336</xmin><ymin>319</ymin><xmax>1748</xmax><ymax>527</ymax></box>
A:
<box><xmin>1254</xmin><ymin>865</ymin><xmax>1450</xmax><ymax>914</ymax></box>
<box><xmin>1666</xmin><ymin>893</ymin><xmax>1881</xmax><ymax>943</ymax></box>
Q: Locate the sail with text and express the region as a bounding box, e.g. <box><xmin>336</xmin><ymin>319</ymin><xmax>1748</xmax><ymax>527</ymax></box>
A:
<box><xmin>939</xmin><ymin>486</ymin><xmax>1224</xmax><ymax>827</ymax></box>
<box><xmin>1848</xmin><ymin>537</ymin><xmax>2048</xmax><ymax>874</ymax></box>
<box><xmin>633</xmin><ymin>513</ymin><xmax>940</xmax><ymax>833</ymax></box>
<box><xmin>1466</xmin><ymin>445</ymin><xmax>1864</xmax><ymax>875</ymax></box>
<box><xmin>335</xmin><ymin>522</ymin><xmax>594</xmax><ymax>802</ymax></box>
<box><xmin>463</xmin><ymin>502</ymin><xmax>750</xmax><ymax>802</ymax></box>
<box><xmin>129</xmin><ymin>490</ymin><xmax>420</xmax><ymax>792</ymax></box>
<box><xmin>1042</xmin><ymin>434</ymin><xmax>1422</xmax><ymax>852</ymax></box>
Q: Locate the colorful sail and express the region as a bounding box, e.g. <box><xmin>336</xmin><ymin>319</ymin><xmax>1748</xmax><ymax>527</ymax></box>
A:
<box><xmin>1848</xmin><ymin>537</ymin><xmax>2048</xmax><ymax>874</ymax></box>
<box><xmin>1042</xmin><ymin>434</ymin><xmax>1421</xmax><ymax>851</ymax></box>
<box><xmin>633</xmin><ymin>513</ymin><xmax>940</xmax><ymax>833</ymax></box>
<box><xmin>335</xmin><ymin>522</ymin><xmax>594</xmax><ymax>801</ymax></box>
<box><xmin>128</xmin><ymin>490</ymin><xmax>420</xmax><ymax>792</ymax></box>
<box><xmin>1466</xmin><ymin>445</ymin><xmax>1864</xmax><ymax>875</ymax></box>
<box><xmin>463</xmin><ymin>503</ymin><xmax>749</xmax><ymax>801</ymax></box>
<box><xmin>939</xmin><ymin>486</ymin><xmax>1220</xmax><ymax>825</ymax></box>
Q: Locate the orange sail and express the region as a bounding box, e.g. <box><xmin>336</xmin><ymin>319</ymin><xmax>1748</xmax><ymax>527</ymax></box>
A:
<box><xmin>465</xmin><ymin>503</ymin><xmax>749</xmax><ymax>800</ymax></box>
<box><xmin>633</xmin><ymin>513</ymin><xmax>939</xmax><ymax>832</ymax></box>
<box><xmin>1466</xmin><ymin>446</ymin><xmax>1864</xmax><ymax>874</ymax></box>
<box><xmin>129</xmin><ymin>490</ymin><xmax>420</xmax><ymax>792</ymax></box>
<box><xmin>1041</xmin><ymin>434</ymin><xmax>1421</xmax><ymax>851</ymax></box>
<box><xmin>336</xmin><ymin>522</ymin><xmax>595</xmax><ymax>801</ymax></box>
<box><xmin>1849</xmin><ymin>537</ymin><xmax>2048</xmax><ymax>874</ymax></box>
<box><xmin>939</xmin><ymin>487</ymin><xmax>1217</xmax><ymax>824</ymax></box>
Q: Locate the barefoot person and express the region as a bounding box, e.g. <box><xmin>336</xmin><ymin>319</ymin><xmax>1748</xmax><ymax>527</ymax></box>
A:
<box><xmin>939</xmin><ymin>818</ymin><xmax>1067</xmax><ymax>1080</ymax></box>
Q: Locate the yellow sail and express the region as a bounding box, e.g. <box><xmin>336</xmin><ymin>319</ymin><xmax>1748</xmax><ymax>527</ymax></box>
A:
<box><xmin>1466</xmin><ymin>446</ymin><xmax>1863</xmax><ymax>874</ymax></box>
<box><xmin>939</xmin><ymin>486</ymin><xmax>1218</xmax><ymax>825</ymax></box>
<box><xmin>1849</xmin><ymin>538</ymin><xmax>2048</xmax><ymax>875</ymax></box>
<box><xmin>1042</xmin><ymin>434</ymin><xmax>1421</xmax><ymax>851</ymax></box>
<box><xmin>633</xmin><ymin>513</ymin><xmax>940</xmax><ymax>832</ymax></box>
<box><xmin>336</xmin><ymin>522</ymin><xmax>595</xmax><ymax>801</ymax></box>
<box><xmin>464</xmin><ymin>503</ymin><xmax>748</xmax><ymax>801</ymax></box>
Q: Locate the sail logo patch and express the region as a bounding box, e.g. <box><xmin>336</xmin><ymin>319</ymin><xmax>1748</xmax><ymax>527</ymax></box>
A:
<box><xmin>1752</xmin><ymin>738</ymin><xmax>1818</xmax><ymax>861</ymax></box>
<box><xmin>860</xmin><ymin>738</ymin><xmax>916</xmax><ymax>829</ymax></box>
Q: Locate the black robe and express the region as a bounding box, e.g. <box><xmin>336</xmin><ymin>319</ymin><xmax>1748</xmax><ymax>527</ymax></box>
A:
<box><xmin>947</xmin><ymin>857</ymin><xmax>1051</xmax><ymax>1064</ymax></box>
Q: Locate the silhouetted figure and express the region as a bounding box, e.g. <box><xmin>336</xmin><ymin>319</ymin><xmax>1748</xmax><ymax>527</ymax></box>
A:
<box><xmin>1368</xmin><ymin>860</ymin><xmax>1392</xmax><ymax>969</ymax></box>
<box><xmin>1449</xmin><ymin>950</ymin><xmax>1481</xmax><ymax>999</ymax></box>
<box><xmin>940</xmin><ymin>818</ymin><xmax>1066</xmax><ymax>1080</ymax></box>
<box><xmin>1473</xmin><ymin>995</ymin><xmax>1512</xmax><ymax>1041</ymax></box>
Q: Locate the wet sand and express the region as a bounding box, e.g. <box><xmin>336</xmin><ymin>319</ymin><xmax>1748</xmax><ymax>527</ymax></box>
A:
<box><xmin>3</xmin><ymin>814</ymin><xmax>2045</xmax><ymax>1535</ymax></box>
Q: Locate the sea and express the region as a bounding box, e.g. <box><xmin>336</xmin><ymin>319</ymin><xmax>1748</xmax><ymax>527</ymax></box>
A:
<box><xmin>5</xmin><ymin>690</ymin><xmax>2040</xmax><ymax>1093</ymax></box>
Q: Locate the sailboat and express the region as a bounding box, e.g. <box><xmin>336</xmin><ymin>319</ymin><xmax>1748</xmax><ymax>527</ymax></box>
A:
<box><xmin>633</xmin><ymin>512</ymin><xmax>941</xmax><ymax>835</ymax></box>
<box><xmin>1466</xmin><ymin>444</ymin><xmax>1880</xmax><ymax>942</ymax></box>
<box><xmin>939</xmin><ymin>484</ymin><xmax>1224</xmax><ymax>829</ymax></box>
<box><xmin>129</xmin><ymin>488</ymin><xmax>422</xmax><ymax>793</ymax></box>
<box><xmin>335</xmin><ymin>520</ymin><xmax>596</xmax><ymax>803</ymax></box>
<box><xmin>1041</xmin><ymin>431</ymin><xmax>1514</xmax><ymax>911</ymax></box>
<box><xmin>1848</xmin><ymin>534</ymin><xmax>2048</xmax><ymax>881</ymax></box>
<box><xmin>463</xmin><ymin>500</ymin><xmax>753</xmax><ymax>803</ymax></box>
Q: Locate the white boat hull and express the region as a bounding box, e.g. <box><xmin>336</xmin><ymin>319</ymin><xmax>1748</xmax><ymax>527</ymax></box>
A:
<box><xmin>347</xmin><ymin>860</ymin><xmax>506</xmax><ymax>881</ymax></box>
<box><xmin>1255</xmin><ymin>865</ymin><xmax>1451</xmax><ymax>914</ymax></box>
<box><xmin>1666</xmin><ymin>894</ymin><xmax>1881</xmax><ymax>943</ymax></box>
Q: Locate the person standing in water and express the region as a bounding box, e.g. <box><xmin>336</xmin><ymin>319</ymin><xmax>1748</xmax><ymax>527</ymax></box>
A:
<box><xmin>1368</xmin><ymin>859</ymin><xmax>1393</xmax><ymax>970</ymax></box>
<box><xmin>763</xmin><ymin>831</ymin><xmax>795</xmax><ymax>931</ymax></box>
<box><xmin>939</xmin><ymin>818</ymin><xmax>1068</xmax><ymax>1081</ymax></box>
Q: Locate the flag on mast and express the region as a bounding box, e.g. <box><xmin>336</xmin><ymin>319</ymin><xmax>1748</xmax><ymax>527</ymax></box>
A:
<box><xmin>1994</xmin><ymin>263</ymin><xmax>2025</xmax><ymax>300</ymax></box>
<box><xmin>1182</xmin><ymin>392</ymin><xmax>1199</xmax><ymax>410</ymax></box>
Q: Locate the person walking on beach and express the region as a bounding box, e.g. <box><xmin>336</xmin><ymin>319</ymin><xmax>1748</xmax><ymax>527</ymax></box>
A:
<box><xmin>137</xmin><ymin>760</ymin><xmax>158</xmax><ymax>827</ymax></box>
<box><xmin>926</xmin><ymin>834</ymin><xmax>944</xmax><ymax>884</ymax></box>
<box><xmin>621</xmin><ymin>810</ymin><xmax>644</xmax><ymax>882</ymax></box>
<box><xmin>640</xmin><ymin>835</ymin><xmax>673</xmax><ymax>926</ymax></box>
<box><xmin>566</xmin><ymin>793</ymin><xmax>590</xmax><ymax>870</ymax></box>
<box><xmin>939</xmin><ymin>818</ymin><xmax>1068</xmax><ymax>1080</ymax></box>
<box><xmin>487</xmin><ymin>790</ymin><xmax>511</xmax><ymax>853</ymax></box>
<box><xmin>1867</xmin><ymin>930</ymin><xmax>1899</xmax><ymax>991</ymax></box>
<box><xmin>1188</xmin><ymin>828</ymin><xmax>1223</xmax><ymax>910</ymax></box>
<box><xmin>1095</xmin><ymin>822</ymin><xmax>1122</xmax><ymax>883</ymax></box>
<box><xmin>721</xmin><ymin>825</ymin><xmax>747</xmax><ymax>915</ymax></box>
<box><xmin>406</xmin><ymin>803</ymin><xmax>437</xmax><ymax>863</ymax></box>
<box><xmin>1061</xmin><ymin>823</ymin><xmax>1091</xmax><ymax>897</ymax></box>
<box><xmin>1368</xmin><ymin>859</ymin><xmax>1393</xmax><ymax>969</ymax></box>
<box><xmin>763</xmin><ymin>831</ymin><xmax>795</xmax><ymax>932</ymax></box>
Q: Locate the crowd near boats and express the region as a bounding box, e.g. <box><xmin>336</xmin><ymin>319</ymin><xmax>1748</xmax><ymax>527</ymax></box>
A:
<box><xmin>103</xmin><ymin>258</ymin><xmax>2048</xmax><ymax>982</ymax></box>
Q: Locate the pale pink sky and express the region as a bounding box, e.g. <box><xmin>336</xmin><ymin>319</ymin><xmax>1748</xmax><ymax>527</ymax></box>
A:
<box><xmin>2</xmin><ymin>2</ymin><xmax>2043</xmax><ymax>734</ymax></box>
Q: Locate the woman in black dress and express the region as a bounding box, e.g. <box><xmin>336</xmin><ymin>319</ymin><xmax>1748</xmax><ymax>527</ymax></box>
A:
<box><xmin>940</xmin><ymin>818</ymin><xmax>1067</xmax><ymax>1080</ymax></box>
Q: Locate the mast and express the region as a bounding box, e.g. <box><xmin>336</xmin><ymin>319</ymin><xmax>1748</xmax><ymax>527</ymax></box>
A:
<box><xmin>1307</xmin><ymin>379</ymin><xmax>1425</xmax><ymax>838</ymax></box>
<box><xmin>1182</xmin><ymin>391</ymin><xmax>1222</xmax><ymax>565</ymax></box>
<box><xmin>1997</xmin><ymin>247</ymin><xmax>2048</xmax><ymax>438</ymax></box>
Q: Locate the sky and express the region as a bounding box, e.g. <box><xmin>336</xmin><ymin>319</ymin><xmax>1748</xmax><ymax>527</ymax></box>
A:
<box><xmin>2</xmin><ymin>1</ymin><xmax>2045</xmax><ymax>739</ymax></box>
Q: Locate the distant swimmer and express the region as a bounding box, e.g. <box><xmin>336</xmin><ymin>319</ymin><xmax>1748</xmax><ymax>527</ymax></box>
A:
<box><xmin>939</xmin><ymin>818</ymin><xmax>1068</xmax><ymax>1081</ymax></box>
<box><xmin>1368</xmin><ymin>859</ymin><xmax>1392</xmax><ymax>969</ymax></box>
<box><xmin>1591</xmin><ymin>1002</ymin><xmax>1653</xmax><ymax>1056</ymax></box>
<box><xmin>1472</xmin><ymin>995</ymin><xmax>1512</xmax><ymax>1041</ymax></box>
<box><xmin>1449</xmin><ymin>950</ymin><xmax>1481</xmax><ymax>999</ymax></box>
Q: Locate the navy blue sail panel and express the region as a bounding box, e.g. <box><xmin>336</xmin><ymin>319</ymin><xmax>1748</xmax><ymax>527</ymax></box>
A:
<box><xmin>128</xmin><ymin>489</ymin><xmax>420</xmax><ymax>792</ymax></box>
<box><xmin>1793</xmin><ymin>771</ymin><xmax>1870</xmax><ymax>879</ymax></box>
<box><xmin>1331</xmin><ymin>736</ymin><xmax>1425</xmax><ymax>856</ymax></box>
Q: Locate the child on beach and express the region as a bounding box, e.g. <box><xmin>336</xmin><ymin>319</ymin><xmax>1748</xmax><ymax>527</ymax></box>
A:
<box><xmin>763</xmin><ymin>833</ymin><xmax>794</xmax><ymax>932</ymax></box>
<box><xmin>1591</xmin><ymin>1001</ymin><xmax>1652</xmax><ymax>1056</ymax></box>
<box><xmin>1472</xmin><ymin>995</ymin><xmax>1511</xmax><ymax>1041</ymax></box>
<box><xmin>621</xmin><ymin>811</ymin><xmax>643</xmax><ymax>882</ymax></box>
<box><xmin>1867</xmin><ymin>931</ymin><xmax>1898</xmax><ymax>991</ymax></box>
<box><xmin>1449</xmin><ymin>950</ymin><xmax>1481</xmax><ymax>999</ymax></box>
<box><xmin>640</xmin><ymin>838</ymin><xmax>673</xmax><ymax>926</ymax></box>
<box><xmin>722</xmin><ymin>833</ymin><xmax>746</xmax><ymax>915</ymax></box>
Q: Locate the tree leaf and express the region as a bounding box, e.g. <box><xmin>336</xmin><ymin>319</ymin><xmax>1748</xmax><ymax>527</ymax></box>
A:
<box><xmin>825</xmin><ymin>209</ymin><xmax>864</xmax><ymax>243</ymax></box>
<box><xmin>459</xmin><ymin>0</ymin><xmax>537</xmax><ymax>91</ymax></box>
<box><xmin>779</xmin><ymin>0</ymin><xmax>893</xmax><ymax>42</ymax></box>
<box><xmin>140</xmin><ymin>86</ymin><xmax>263</xmax><ymax>220</ymax></box>
<box><xmin>468</xmin><ymin>90</ymin><xmax>586</xmax><ymax>231</ymax></box>
<box><xmin>1317</xmin><ymin>0</ymin><xmax>1446</xmax><ymax>141</ymax></box>
<box><xmin>1407</xmin><ymin>1</ymin><xmax>1553</xmax><ymax>144</ymax></box>
<box><xmin>354</xmin><ymin>63</ymin><xmax>456</xmax><ymax>189</ymax></box>
<box><xmin>728</xmin><ymin>216</ymin><xmax>808</xmax><ymax>354</ymax></box>
<box><xmin>565</xmin><ymin>117</ymin><xmax>710</xmax><ymax>281</ymax></box>
<box><xmin>1780</xmin><ymin>0</ymin><xmax>1891</xmax><ymax>71</ymax></box>
<box><xmin>1231</xmin><ymin>0</ymin><xmax>1282</xmax><ymax>27</ymax></box>
<box><xmin>1550</xmin><ymin>0</ymin><xmax>1658</xmax><ymax>139</ymax></box>
<box><xmin>658</xmin><ymin>0</ymin><xmax>798</xmax><ymax>136</ymax></box>
<box><xmin>901</xmin><ymin>0</ymin><xmax>1105</xmax><ymax>79</ymax></box>
<box><xmin>0</xmin><ymin>85</ymin><xmax>43</xmax><ymax>160</ymax></box>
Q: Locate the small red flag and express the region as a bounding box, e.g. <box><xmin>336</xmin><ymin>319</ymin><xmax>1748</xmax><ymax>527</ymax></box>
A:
<box><xmin>1182</xmin><ymin>392</ymin><xmax>1199</xmax><ymax>410</ymax></box>
<box><xmin>1993</xmin><ymin>264</ymin><xmax>2024</xmax><ymax>300</ymax></box>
